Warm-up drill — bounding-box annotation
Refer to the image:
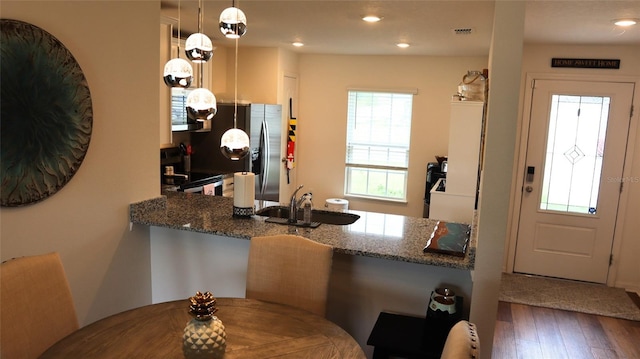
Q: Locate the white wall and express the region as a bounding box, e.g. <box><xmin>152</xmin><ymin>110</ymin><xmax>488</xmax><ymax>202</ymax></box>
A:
<box><xmin>470</xmin><ymin>3</ymin><xmax>525</xmax><ymax>358</ymax></box>
<box><xmin>0</xmin><ymin>1</ymin><xmax>160</xmax><ymax>326</ymax></box>
<box><xmin>508</xmin><ymin>44</ymin><xmax>640</xmax><ymax>291</ymax></box>
<box><xmin>297</xmin><ymin>54</ymin><xmax>488</xmax><ymax>217</ymax></box>
<box><xmin>229</xmin><ymin>47</ymin><xmax>280</xmax><ymax>104</ymax></box>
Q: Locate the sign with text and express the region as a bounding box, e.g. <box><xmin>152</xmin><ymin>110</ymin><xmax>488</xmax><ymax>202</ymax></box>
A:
<box><xmin>551</xmin><ymin>58</ymin><xmax>620</xmax><ymax>69</ymax></box>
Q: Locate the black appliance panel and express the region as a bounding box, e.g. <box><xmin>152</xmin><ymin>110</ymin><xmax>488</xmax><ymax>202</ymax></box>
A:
<box><xmin>424</xmin><ymin>162</ymin><xmax>446</xmax><ymax>202</ymax></box>
<box><xmin>160</xmin><ymin>147</ymin><xmax>224</xmax><ymax>195</ymax></box>
<box><xmin>423</xmin><ymin>162</ymin><xmax>446</xmax><ymax>218</ymax></box>
<box><xmin>189</xmin><ymin>104</ymin><xmax>251</xmax><ymax>175</ymax></box>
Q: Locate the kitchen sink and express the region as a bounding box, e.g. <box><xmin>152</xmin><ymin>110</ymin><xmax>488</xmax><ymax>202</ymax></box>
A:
<box><xmin>256</xmin><ymin>206</ymin><xmax>360</xmax><ymax>226</ymax></box>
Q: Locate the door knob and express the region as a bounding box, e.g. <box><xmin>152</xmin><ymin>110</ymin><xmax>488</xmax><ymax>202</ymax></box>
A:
<box><xmin>525</xmin><ymin>186</ymin><xmax>533</xmax><ymax>193</ymax></box>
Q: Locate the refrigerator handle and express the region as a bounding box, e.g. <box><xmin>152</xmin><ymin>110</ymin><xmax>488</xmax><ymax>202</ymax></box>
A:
<box><xmin>260</xmin><ymin>120</ymin><xmax>269</xmax><ymax>196</ymax></box>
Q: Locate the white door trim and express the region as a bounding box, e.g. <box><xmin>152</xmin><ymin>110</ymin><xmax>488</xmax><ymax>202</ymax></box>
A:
<box><xmin>504</xmin><ymin>72</ymin><xmax>639</xmax><ymax>287</ymax></box>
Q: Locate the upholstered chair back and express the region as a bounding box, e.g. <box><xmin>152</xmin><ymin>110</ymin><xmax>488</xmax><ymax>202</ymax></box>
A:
<box><xmin>1</xmin><ymin>252</ymin><xmax>79</xmax><ymax>358</ymax></box>
<box><xmin>246</xmin><ymin>234</ymin><xmax>333</xmax><ymax>316</ymax></box>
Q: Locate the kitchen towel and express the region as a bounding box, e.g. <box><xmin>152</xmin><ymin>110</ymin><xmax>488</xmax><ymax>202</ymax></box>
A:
<box><xmin>233</xmin><ymin>172</ymin><xmax>255</xmax><ymax>209</ymax></box>
<box><xmin>203</xmin><ymin>183</ymin><xmax>215</xmax><ymax>196</ymax></box>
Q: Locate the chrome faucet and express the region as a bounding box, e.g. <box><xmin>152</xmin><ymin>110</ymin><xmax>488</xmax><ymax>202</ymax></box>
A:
<box><xmin>289</xmin><ymin>185</ymin><xmax>305</xmax><ymax>223</ymax></box>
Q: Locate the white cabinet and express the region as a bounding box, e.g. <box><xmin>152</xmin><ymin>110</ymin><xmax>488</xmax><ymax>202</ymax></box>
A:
<box><xmin>430</xmin><ymin>101</ymin><xmax>484</xmax><ymax>223</ymax></box>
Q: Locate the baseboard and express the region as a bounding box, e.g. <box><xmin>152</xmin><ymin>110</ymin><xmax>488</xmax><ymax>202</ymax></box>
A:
<box><xmin>615</xmin><ymin>280</ymin><xmax>640</xmax><ymax>294</ymax></box>
<box><xmin>627</xmin><ymin>292</ymin><xmax>640</xmax><ymax>310</ymax></box>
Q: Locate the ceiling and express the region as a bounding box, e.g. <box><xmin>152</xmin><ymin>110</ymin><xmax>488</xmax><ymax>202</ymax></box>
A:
<box><xmin>160</xmin><ymin>1</ymin><xmax>640</xmax><ymax>56</ymax></box>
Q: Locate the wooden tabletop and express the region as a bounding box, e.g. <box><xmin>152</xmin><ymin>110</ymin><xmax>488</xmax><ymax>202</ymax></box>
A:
<box><xmin>40</xmin><ymin>297</ymin><xmax>365</xmax><ymax>359</ymax></box>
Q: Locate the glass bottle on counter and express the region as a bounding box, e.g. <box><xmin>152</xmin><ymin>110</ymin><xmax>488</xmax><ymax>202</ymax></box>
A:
<box><xmin>302</xmin><ymin>194</ymin><xmax>313</xmax><ymax>225</ymax></box>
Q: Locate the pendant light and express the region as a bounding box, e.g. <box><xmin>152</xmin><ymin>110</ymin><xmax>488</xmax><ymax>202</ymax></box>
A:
<box><xmin>185</xmin><ymin>0</ymin><xmax>216</xmax><ymax>122</ymax></box>
<box><xmin>185</xmin><ymin>33</ymin><xmax>213</xmax><ymax>63</ymax></box>
<box><xmin>219</xmin><ymin>0</ymin><xmax>247</xmax><ymax>38</ymax></box>
<box><xmin>220</xmin><ymin>23</ymin><xmax>250</xmax><ymax>160</ymax></box>
<box><xmin>220</xmin><ymin>128</ymin><xmax>250</xmax><ymax>160</ymax></box>
<box><xmin>186</xmin><ymin>88</ymin><xmax>216</xmax><ymax>122</ymax></box>
<box><xmin>163</xmin><ymin>58</ymin><xmax>193</xmax><ymax>88</ymax></box>
<box><xmin>163</xmin><ymin>0</ymin><xmax>193</xmax><ymax>88</ymax></box>
<box><xmin>185</xmin><ymin>0</ymin><xmax>213</xmax><ymax>63</ymax></box>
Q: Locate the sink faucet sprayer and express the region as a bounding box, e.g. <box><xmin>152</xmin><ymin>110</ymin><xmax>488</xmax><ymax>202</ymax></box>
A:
<box><xmin>289</xmin><ymin>185</ymin><xmax>312</xmax><ymax>224</ymax></box>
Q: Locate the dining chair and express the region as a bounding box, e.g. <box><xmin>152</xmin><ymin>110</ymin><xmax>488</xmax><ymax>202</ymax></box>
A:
<box><xmin>246</xmin><ymin>234</ymin><xmax>333</xmax><ymax>316</ymax></box>
<box><xmin>440</xmin><ymin>320</ymin><xmax>480</xmax><ymax>359</ymax></box>
<box><xmin>1</xmin><ymin>252</ymin><xmax>79</xmax><ymax>359</ymax></box>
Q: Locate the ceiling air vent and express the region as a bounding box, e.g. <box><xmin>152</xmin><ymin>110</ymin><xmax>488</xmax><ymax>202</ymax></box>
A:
<box><xmin>453</xmin><ymin>28</ymin><xmax>473</xmax><ymax>35</ymax></box>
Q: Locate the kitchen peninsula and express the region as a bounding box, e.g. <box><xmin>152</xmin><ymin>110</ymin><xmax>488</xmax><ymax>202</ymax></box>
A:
<box><xmin>130</xmin><ymin>192</ymin><xmax>476</xmax><ymax>357</ymax></box>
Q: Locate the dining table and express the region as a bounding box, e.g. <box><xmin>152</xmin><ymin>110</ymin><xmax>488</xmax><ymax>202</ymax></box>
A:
<box><xmin>40</xmin><ymin>297</ymin><xmax>366</xmax><ymax>359</ymax></box>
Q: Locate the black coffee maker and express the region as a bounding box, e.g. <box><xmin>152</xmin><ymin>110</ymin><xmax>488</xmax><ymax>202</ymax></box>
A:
<box><xmin>423</xmin><ymin>161</ymin><xmax>447</xmax><ymax>218</ymax></box>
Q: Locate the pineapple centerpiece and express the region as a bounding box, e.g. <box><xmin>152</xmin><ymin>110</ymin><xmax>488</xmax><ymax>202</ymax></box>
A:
<box><xmin>182</xmin><ymin>291</ymin><xmax>227</xmax><ymax>359</ymax></box>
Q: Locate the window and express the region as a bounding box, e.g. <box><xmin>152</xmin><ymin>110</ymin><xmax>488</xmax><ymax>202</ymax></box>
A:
<box><xmin>345</xmin><ymin>90</ymin><xmax>414</xmax><ymax>201</ymax></box>
<box><xmin>171</xmin><ymin>88</ymin><xmax>191</xmax><ymax>126</ymax></box>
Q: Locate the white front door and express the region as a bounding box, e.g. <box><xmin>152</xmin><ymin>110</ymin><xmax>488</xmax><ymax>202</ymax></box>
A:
<box><xmin>514</xmin><ymin>79</ymin><xmax>634</xmax><ymax>283</ymax></box>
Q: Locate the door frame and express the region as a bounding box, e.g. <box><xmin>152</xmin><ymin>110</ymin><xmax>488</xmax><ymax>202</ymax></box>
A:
<box><xmin>504</xmin><ymin>72</ymin><xmax>638</xmax><ymax>287</ymax></box>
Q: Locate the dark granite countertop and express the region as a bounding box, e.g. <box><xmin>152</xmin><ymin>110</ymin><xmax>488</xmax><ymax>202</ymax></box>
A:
<box><xmin>129</xmin><ymin>192</ymin><xmax>476</xmax><ymax>270</ymax></box>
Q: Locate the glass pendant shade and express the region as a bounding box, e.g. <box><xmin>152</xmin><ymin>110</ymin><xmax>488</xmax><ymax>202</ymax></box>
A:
<box><xmin>220</xmin><ymin>128</ymin><xmax>250</xmax><ymax>160</ymax></box>
<box><xmin>185</xmin><ymin>33</ymin><xmax>214</xmax><ymax>63</ymax></box>
<box><xmin>163</xmin><ymin>58</ymin><xmax>193</xmax><ymax>88</ymax></box>
<box><xmin>219</xmin><ymin>7</ymin><xmax>247</xmax><ymax>38</ymax></box>
<box><xmin>186</xmin><ymin>88</ymin><xmax>217</xmax><ymax>122</ymax></box>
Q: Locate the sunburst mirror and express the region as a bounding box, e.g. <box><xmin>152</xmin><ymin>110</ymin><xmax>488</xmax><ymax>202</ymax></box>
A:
<box><xmin>1</xmin><ymin>19</ymin><xmax>93</xmax><ymax>207</ymax></box>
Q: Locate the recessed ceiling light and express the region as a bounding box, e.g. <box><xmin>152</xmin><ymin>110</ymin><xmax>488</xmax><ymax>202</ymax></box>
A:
<box><xmin>613</xmin><ymin>18</ymin><xmax>638</xmax><ymax>27</ymax></box>
<box><xmin>396</xmin><ymin>43</ymin><xmax>410</xmax><ymax>48</ymax></box>
<box><xmin>292</xmin><ymin>42</ymin><xmax>304</xmax><ymax>47</ymax></box>
<box><xmin>362</xmin><ymin>15</ymin><xmax>382</xmax><ymax>23</ymax></box>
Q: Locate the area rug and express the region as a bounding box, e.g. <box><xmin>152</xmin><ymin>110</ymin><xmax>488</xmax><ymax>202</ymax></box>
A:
<box><xmin>499</xmin><ymin>273</ymin><xmax>640</xmax><ymax>321</ymax></box>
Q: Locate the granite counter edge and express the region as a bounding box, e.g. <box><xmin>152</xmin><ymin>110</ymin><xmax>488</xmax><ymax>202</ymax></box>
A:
<box><xmin>130</xmin><ymin>196</ymin><xmax>474</xmax><ymax>271</ymax></box>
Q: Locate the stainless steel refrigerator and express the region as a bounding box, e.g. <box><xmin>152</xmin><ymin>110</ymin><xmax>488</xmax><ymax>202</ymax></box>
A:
<box><xmin>189</xmin><ymin>103</ymin><xmax>282</xmax><ymax>201</ymax></box>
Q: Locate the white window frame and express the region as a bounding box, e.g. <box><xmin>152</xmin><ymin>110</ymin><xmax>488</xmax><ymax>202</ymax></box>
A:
<box><xmin>344</xmin><ymin>89</ymin><xmax>416</xmax><ymax>202</ymax></box>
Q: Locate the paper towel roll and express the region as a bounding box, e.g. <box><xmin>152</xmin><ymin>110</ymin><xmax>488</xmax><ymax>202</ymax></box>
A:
<box><xmin>325</xmin><ymin>198</ymin><xmax>348</xmax><ymax>212</ymax></box>
<box><xmin>233</xmin><ymin>172</ymin><xmax>255</xmax><ymax>210</ymax></box>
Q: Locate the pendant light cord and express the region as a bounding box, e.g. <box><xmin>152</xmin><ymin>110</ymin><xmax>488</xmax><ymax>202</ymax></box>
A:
<box><xmin>234</xmin><ymin>36</ymin><xmax>238</xmax><ymax>128</ymax></box>
<box><xmin>197</xmin><ymin>0</ymin><xmax>203</xmax><ymax>34</ymax></box>
<box><xmin>177</xmin><ymin>0</ymin><xmax>181</xmax><ymax>53</ymax></box>
<box><xmin>197</xmin><ymin>0</ymin><xmax>203</xmax><ymax>88</ymax></box>
<box><xmin>231</xmin><ymin>0</ymin><xmax>240</xmax><ymax>128</ymax></box>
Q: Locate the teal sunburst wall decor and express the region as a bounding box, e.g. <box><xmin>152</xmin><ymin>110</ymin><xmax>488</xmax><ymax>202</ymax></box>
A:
<box><xmin>1</xmin><ymin>19</ymin><xmax>93</xmax><ymax>207</ymax></box>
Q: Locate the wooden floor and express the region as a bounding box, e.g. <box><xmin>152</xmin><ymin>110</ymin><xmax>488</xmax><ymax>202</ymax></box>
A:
<box><xmin>493</xmin><ymin>301</ymin><xmax>640</xmax><ymax>359</ymax></box>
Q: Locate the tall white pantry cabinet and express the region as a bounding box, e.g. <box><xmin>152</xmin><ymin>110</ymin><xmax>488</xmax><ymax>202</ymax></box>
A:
<box><xmin>430</xmin><ymin>101</ymin><xmax>484</xmax><ymax>223</ymax></box>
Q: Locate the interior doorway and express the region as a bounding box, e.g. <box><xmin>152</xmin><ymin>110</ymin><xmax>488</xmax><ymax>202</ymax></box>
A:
<box><xmin>513</xmin><ymin>78</ymin><xmax>634</xmax><ymax>284</ymax></box>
